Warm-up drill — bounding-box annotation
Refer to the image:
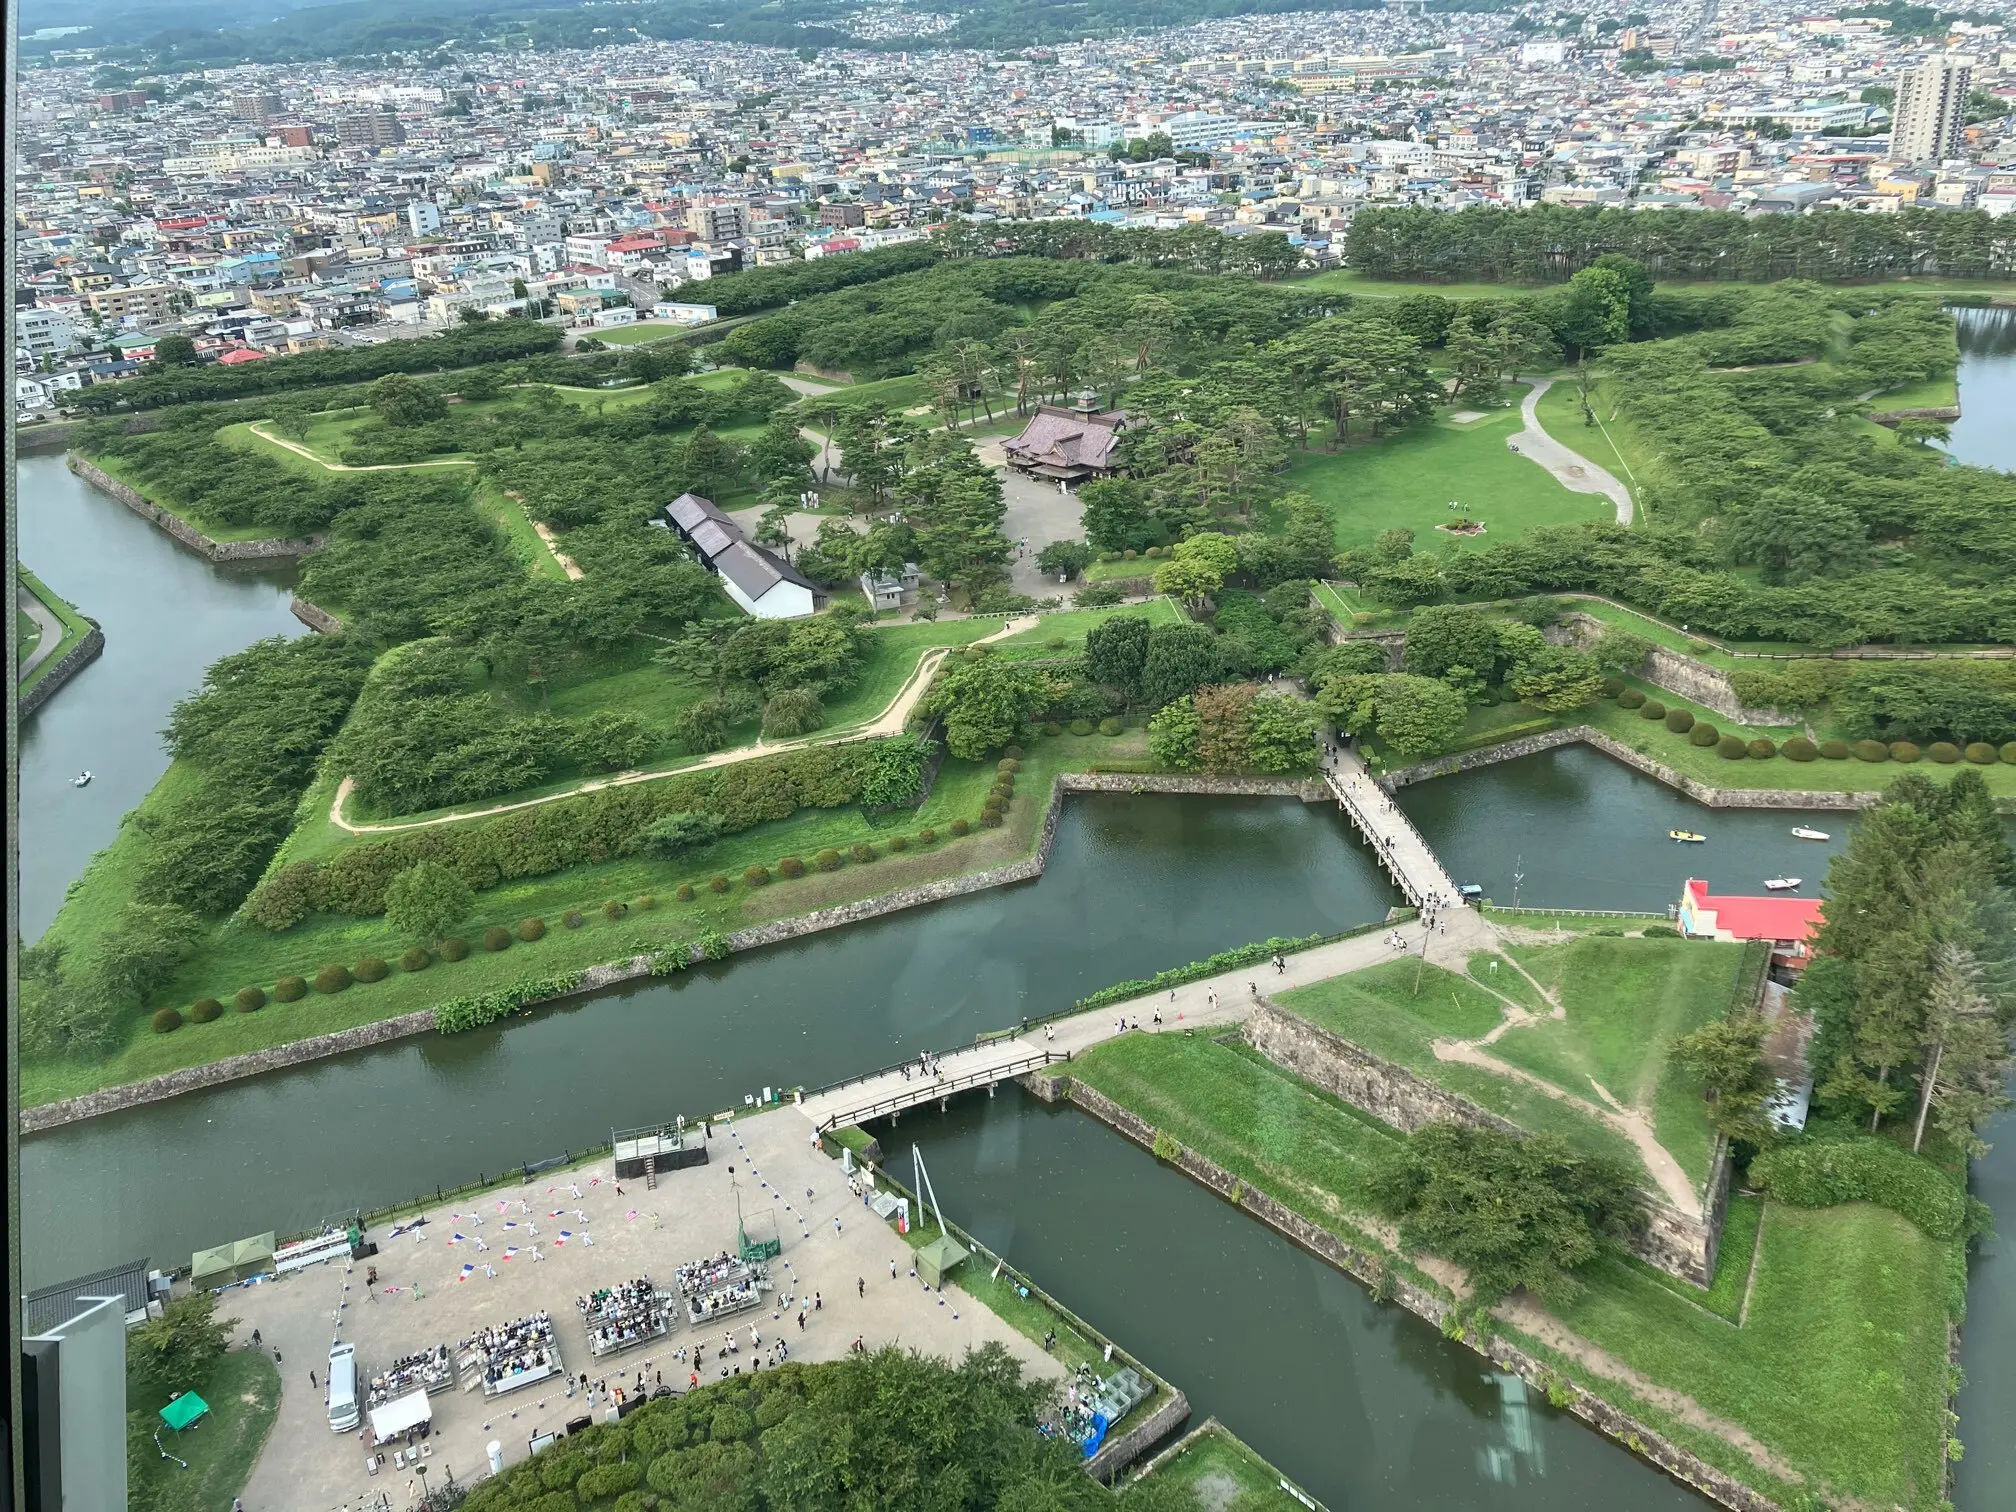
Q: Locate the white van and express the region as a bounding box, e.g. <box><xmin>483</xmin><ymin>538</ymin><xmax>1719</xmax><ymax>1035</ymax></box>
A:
<box><xmin>327</xmin><ymin>1342</ymin><xmax>360</xmax><ymax>1432</ymax></box>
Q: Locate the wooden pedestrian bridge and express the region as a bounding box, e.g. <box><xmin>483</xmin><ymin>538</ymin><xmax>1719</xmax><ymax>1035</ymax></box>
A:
<box><xmin>797</xmin><ymin>1042</ymin><xmax>1072</xmax><ymax>1133</ymax></box>
<box><xmin>1321</xmin><ymin>748</ymin><xmax>1463</xmax><ymax>911</ymax></box>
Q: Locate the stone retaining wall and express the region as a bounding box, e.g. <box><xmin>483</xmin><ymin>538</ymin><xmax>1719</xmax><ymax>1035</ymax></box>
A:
<box><xmin>289</xmin><ymin>597</ymin><xmax>344</xmax><ymax>634</ymax></box>
<box><xmin>67</xmin><ymin>454</ymin><xmax>323</xmax><ymax>561</ymax></box>
<box><xmin>1556</xmin><ymin>613</ymin><xmax>1789</xmax><ymax>726</ymax></box>
<box><xmin>18</xmin><ymin>624</ymin><xmax>105</xmax><ymax>719</ymax></box>
<box><xmin>1086</xmin><ymin>1390</ymin><xmax>1193</xmax><ymax>1484</ymax></box>
<box><xmin>1046</xmin><ymin>1077</ymin><xmax>1779</xmax><ymax>1512</ymax></box>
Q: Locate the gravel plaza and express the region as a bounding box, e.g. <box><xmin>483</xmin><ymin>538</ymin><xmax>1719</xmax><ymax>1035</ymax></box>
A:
<box><xmin>223</xmin><ymin>1106</ymin><xmax>1060</xmax><ymax>1511</ymax></box>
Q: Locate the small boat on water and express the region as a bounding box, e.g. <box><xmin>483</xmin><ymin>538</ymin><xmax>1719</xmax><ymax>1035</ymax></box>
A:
<box><xmin>71</xmin><ymin>771</ymin><xmax>92</xmax><ymax>788</ymax></box>
<box><xmin>1669</xmin><ymin>830</ymin><xmax>1706</xmax><ymax>843</ymax></box>
<box><xmin>1790</xmin><ymin>826</ymin><xmax>1830</xmax><ymax>841</ymax></box>
<box><xmin>1764</xmin><ymin>877</ymin><xmax>1802</xmax><ymax>891</ymax></box>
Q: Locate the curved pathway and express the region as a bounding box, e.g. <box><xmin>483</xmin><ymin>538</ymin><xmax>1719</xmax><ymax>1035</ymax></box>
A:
<box><xmin>328</xmin><ymin>616</ymin><xmax>1038</xmax><ymax>834</ymax></box>
<box><xmin>17</xmin><ymin>579</ymin><xmax>66</xmax><ymax>683</ymax></box>
<box><xmin>246</xmin><ymin>422</ymin><xmax>477</xmax><ymax>471</ymax></box>
<box><xmin>1511</xmin><ymin>378</ymin><xmax>1634</xmax><ymax>526</ymax></box>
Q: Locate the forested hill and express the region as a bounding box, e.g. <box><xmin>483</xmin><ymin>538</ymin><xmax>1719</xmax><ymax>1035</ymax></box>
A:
<box><xmin>26</xmin><ymin>0</ymin><xmax>1383</xmax><ymax>70</ymax></box>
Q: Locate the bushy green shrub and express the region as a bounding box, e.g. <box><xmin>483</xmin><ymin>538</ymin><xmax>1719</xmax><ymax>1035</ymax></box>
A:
<box><xmin>675</xmin><ymin>883</ymin><xmax>695</xmax><ymax>902</ymax></box>
<box><xmin>577</xmin><ymin>1462</ymin><xmax>644</xmax><ymax>1500</ymax></box>
<box><xmin>1663</xmin><ymin>708</ymin><xmax>1694</xmax><ymax>734</ymax></box>
<box><xmin>779</xmin><ymin>856</ymin><xmax>806</xmax><ymax>878</ymax></box>
<box><xmin>152</xmin><ymin>1007</ymin><xmax>183</xmax><ymax>1033</ymax></box>
<box><xmin>1689</xmin><ymin>722</ymin><xmax>1719</xmax><ymax>747</ymax></box>
<box><xmin>1965</xmin><ymin>742</ymin><xmax>1997</xmax><ymax>764</ymax></box>
<box><xmin>482</xmin><ymin>926</ymin><xmax>512</xmax><ymax>952</ymax></box>
<box><xmin>997</xmin><ymin>758</ymin><xmax>1020</xmax><ymax>775</ymax></box>
<box><xmin>1928</xmin><ymin>741</ymin><xmax>1959</xmax><ymax>764</ymax></box>
<box><xmin>1004</xmin><ymin>744</ymin><xmax>1023</xmax><ymax>759</ymax></box>
<box><xmin>234</xmin><ymin>985</ymin><xmax>266</xmax><ymax>1012</ymax></box>
<box><xmin>563</xmin><ymin>910</ymin><xmax>586</xmax><ymax>930</ymax></box>
<box><xmin>1601</xmin><ymin>676</ymin><xmax>1625</xmax><ymax>698</ymax></box>
<box><xmin>441</xmin><ymin>935</ymin><xmax>470</xmax><ymax>959</ymax></box>
<box><xmin>1747</xmin><ymin>738</ymin><xmax>1775</xmax><ymax>759</ymax></box>
<box><xmin>980</xmin><ymin>810</ymin><xmax>1004</xmax><ymax>827</ymax></box>
<box><xmin>709</xmin><ymin>876</ymin><xmax>731</xmax><ymax>894</ymax></box>
<box><xmin>1819</xmin><ymin>739</ymin><xmax>1850</xmax><ymax>759</ymax></box>
<box><xmin>1098</xmin><ymin>717</ymin><xmax>1123</xmax><ymax>736</ymax></box>
<box><xmin>515</xmin><ymin>918</ymin><xmax>546</xmax><ymax>942</ymax></box>
<box><xmin>1046</xmin><ymin>637</ymin><xmax>1066</xmax><ymax>650</ymax></box>
<box><xmin>850</xmin><ymin>842</ymin><xmax>876</xmax><ymax>863</ymax></box>
<box><xmin>315</xmin><ymin>964</ymin><xmax>352</xmax><ymax>994</ymax></box>
<box><xmin>1617</xmin><ymin>688</ymin><xmax>1646</xmax><ymax>709</ymax></box>
<box><xmin>189</xmin><ymin>997</ymin><xmax>223</xmax><ymax>1023</ymax></box>
<box><xmin>1751</xmin><ymin>1137</ymin><xmax>1972</xmax><ymax>1239</ymax></box>
<box><xmin>1889</xmin><ymin>741</ymin><xmax>1920</xmax><ymax>763</ymax></box>
<box><xmin>400</xmin><ymin>946</ymin><xmax>431</xmax><ymax>972</ymax></box>
<box><xmin>1042</xmin><ymin>722</ymin><xmax>1063</xmax><ymax>736</ymax></box>
<box><xmin>1854</xmin><ymin>739</ymin><xmax>1888</xmax><ymax>762</ymax></box>
<box><xmin>1638</xmin><ymin>700</ymin><xmax>1667</xmax><ymax>721</ymax></box>
<box><xmin>1067</xmin><ymin>718</ymin><xmax>1092</xmax><ymax>736</ymax></box>
<box><xmin>888</xmin><ymin>834</ymin><xmax>909</xmax><ymax>852</ymax></box>
<box><xmin>1717</xmin><ymin>735</ymin><xmax>1747</xmax><ymax>759</ymax></box>
<box><xmin>634</xmin><ymin>894</ymin><xmax>656</xmax><ymax>911</ymax></box>
<box><xmin>603</xmin><ymin>898</ymin><xmax>628</xmax><ymax>920</ymax></box>
<box><xmin>2003</xmin><ymin>742</ymin><xmax>2016</xmax><ymax>764</ymax></box>
<box><xmin>1782</xmin><ymin>737</ymin><xmax>1817</xmax><ymax>761</ymax></box>
<box><xmin>950</xmin><ymin>818</ymin><xmax>971</xmax><ymax>836</ymax></box>
<box><xmin>274</xmin><ymin>975</ymin><xmax>307</xmax><ymax>1002</ymax></box>
<box><xmin>1641</xmin><ymin>924</ymin><xmax>1681</xmax><ymax>938</ymax></box>
<box><xmin>354</xmin><ymin>956</ymin><xmax>389</xmax><ymax>983</ymax></box>
<box><xmin>743</xmin><ymin>865</ymin><xmax>770</xmax><ymax>887</ymax></box>
<box><xmin>814</xmin><ymin>849</ymin><xmax>842</xmax><ymax>871</ymax></box>
<box><xmin>917</xmin><ymin>828</ymin><xmax>937</xmax><ymax>844</ymax></box>
<box><xmin>982</xmin><ymin>794</ymin><xmax>1004</xmax><ymax>815</ymax></box>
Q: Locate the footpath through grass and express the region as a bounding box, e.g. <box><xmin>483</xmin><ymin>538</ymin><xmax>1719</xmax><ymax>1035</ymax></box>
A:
<box><xmin>17</xmin><ymin>564</ymin><xmax>95</xmax><ymax>692</ymax></box>
<box><xmin>1124</xmin><ymin>1421</ymin><xmax>1315</xmax><ymax>1510</ymax></box>
<box><xmin>127</xmin><ymin>1347</ymin><xmax>279</xmax><ymax>1512</ymax></box>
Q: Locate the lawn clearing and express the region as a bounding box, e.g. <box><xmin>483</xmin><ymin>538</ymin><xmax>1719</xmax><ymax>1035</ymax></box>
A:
<box><xmin>127</xmin><ymin>1347</ymin><xmax>279</xmax><ymax>1512</ymax></box>
<box><xmin>17</xmin><ymin>564</ymin><xmax>95</xmax><ymax>693</ymax></box>
<box><xmin>1280</xmin><ymin>410</ymin><xmax>1611</xmax><ymax>556</ymax></box>
<box><xmin>588</xmin><ymin>322</ymin><xmax>699</xmax><ymax>346</ymax></box>
<box><xmin>1126</xmin><ymin>1421</ymin><xmax>1315</xmax><ymax>1510</ymax></box>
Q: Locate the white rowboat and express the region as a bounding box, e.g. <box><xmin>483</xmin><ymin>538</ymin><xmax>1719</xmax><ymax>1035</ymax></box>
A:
<box><xmin>1790</xmin><ymin>827</ymin><xmax>1829</xmax><ymax>841</ymax></box>
<box><xmin>1764</xmin><ymin>878</ymin><xmax>1802</xmax><ymax>891</ymax></box>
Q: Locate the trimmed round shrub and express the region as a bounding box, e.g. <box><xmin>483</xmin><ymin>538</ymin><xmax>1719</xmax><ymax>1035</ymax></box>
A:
<box><xmin>1819</xmin><ymin>739</ymin><xmax>1850</xmax><ymax>759</ymax></box>
<box><xmin>983</xmin><ymin>794</ymin><xmax>1004</xmax><ymax>814</ymax></box>
<box><xmin>1122</xmin><ymin>549</ymin><xmax>1137</xmax><ymax>560</ymax></box>
<box><xmin>274</xmin><ymin>975</ymin><xmax>307</xmax><ymax>1002</ymax></box>
<box><xmin>517</xmin><ymin>917</ymin><xmax>546</xmax><ymax>942</ymax></box>
<box><xmin>708</xmin><ymin>875</ymin><xmax>731</xmax><ymax>894</ymax></box>
<box><xmin>1854</xmin><ymin>740</ymin><xmax>1889</xmax><ymax>762</ymax></box>
<box><xmin>1099</xmin><ymin>717</ymin><xmax>1124</xmax><ymax>736</ymax></box>
<box><xmin>1889</xmin><ymin>741</ymin><xmax>1921</xmax><ymax>763</ymax></box>
<box><xmin>917</xmin><ymin>828</ymin><xmax>937</xmax><ymax>844</ymax></box>
<box><xmin>315</xmin><ymin>964</ymin><xmax>352</xmax><ymax>994</ymax></box>
<box><xmin>440</xmin><ymin>936</ymin><xmax>470</xmax><ymax>959</ymax></box>
<box><xmin>1069</xmin><ymin>718</ymin><xmax>1094</xmax><ymax>736</ymax></box>
<box><xmin>564</xmin><ymin>911</ymin><xmax>588</xmax><ymax>931</ymax></box>
<box><xmin>1663</xmin><ymin>708</ymin><xmax>1694</xmax><ymax>734</ymax></box>
<box><xmin>1689</xmin><ymin>722</ymin><xmax>1720</xmax><ymax>747</ymax></box>
<box><xmin>1928</xmin><ymin>741</ymin><xmax>1960</xmax><ymax>764</ymax></box>
<box><xmin>743</xmin><ymin>865</ymin><xmax>771</xmax><ymax>887</ymax></box>
<box><xmin>779</xmin><ymin>856</ymin><xmax>807</xmax><ymax>878</ymax></box>
<box><xmin>633</xmin><ymin>894</ymin><xmax>656</xmax><ymax>911</ymax></box>
<box><xmin>1144</xmin><ymin>545</ymin><xmax>1164</xmax><ymax>558</ymax></box>
<box><xmin>997</xmin><ymin>758</ymin><xmax>1020</xmax><ymax>775</ymax></box>
<box><xmin>675</xmin><ymin>883</ymin><xmax>695</xmax><ymax>902</ymax></box>
<box><xmin>399</xmin><ymin>947</ymin><xmax>431</xmax><ymax>973</ymax></box>
<box><xmin>152</xmin><ymin>1007</ymin><xmax>184</xmax><ymax>1034</ymax></box>
<box><xmin>1782</xmin><ymin>737</ymin><xmax>1818</xmax><ymax>762</ymax></box>
<box><xmin>888</xmin><ymin>834</ymin><xmax>909</xmax><ymax>852</ymax></box>
<box><xmin>603</xmin><ymin>898</ymin><xmax>628</xmax><ymax>921</ymax></box>
<box><xmin>482</xmin><ymin>926</ymin><xmax>512</xmax><ymax>952</ymax></box>
<box><xmin>850</xmin><ymin>842</ymin><xmax>876</xmax><ymax>863</ymax></box>
<box><xmin>1046</xmin><ymin>637</ymin><xmax>1067</xmax><ymax>651</ymax></box>
<box><xmin>2003</xmin><ymin>742</ymin><xmax>2016</xmax><ymax>764</ymax></box>
<box><xmin>1042</xmin><ymin>722</ymin><xmax>1063</xmax><ymax>736</ymax></box>
<box><xmin>1601</xmin><ymin>676</ymin><xmax>1625</xmax><ymax>698</ymax></box>
<box><xmin>979</xmin><ymin>810</ymin><xmax>1004</xmax><ymax>827</ymax></box>
<box><xmin>1617</xmin><ymin>688</ymin><xmax>1646</xmax><ymax>709</ymax></box>
<box><xmin>1965</xmin><ymin>742</ymin><xmax>1997</xmax><ymax>764</ymax></box>
<box><xmin>234</xmin><ymin>985</ymin><xmax>267</xmax><ymax>1013</ymax></box>
<box><xmin>1638</xmin><ymin>700</ymin><xmax>1667</xmax><ymax>721</ymax></box>
<box><xmin>950</xmin><ymin>818</ymin><xmax>971</xmax><ymax>836</ymax></box>
<box><xmin>1745</xmin><ymin>738</ymin><xmax>1774</xmax><ymax>759</ymax></box>
<box><xmin>354</xmin><ymin>956</ymin><xmax>389</xmax><ymax>983</ymax></box>
<box><xmin>1005</xmin><ymin>744</ymin><xmax>1024</xmax><ymax>759</ymax></box>
<box><xmin>814</xmin><ymin>849</ymin><xmax>843</xmax><ymax>872</ymax></box>
<box><xmin>995</xmin><ymin>770</ymin><xmax>1016</xmax><ymax>792</ymax></box>
<box><xmin>189</xmin><ymin>997</ymin><xmax>223</xmax><ymax>1024</ymax></box>
<box><xmin>1717</xmin><ymin>735</ymin><xmax>1747</xmax><ymax>760</ymax></box>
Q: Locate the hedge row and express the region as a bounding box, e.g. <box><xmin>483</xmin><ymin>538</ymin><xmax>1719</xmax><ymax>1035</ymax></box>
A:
<box><xmin>1613</xmin><ymin>692</ymin><xmax>2016</xmax><ymax>767</ymax></box>
<box><xmin>250</xmin><ymin>742</ymin><xmax>883</xmax><ymax>924</ymax></box>
<box><xmin>1749</xmin><ymin>1136</ymin><xmax>1977</xmax><ymax>1241</ymax></box>
<box><xmin>1072</xmin><ymin>926</ymin><xmax>1395</xmax><ymax>1013</ymax></box>
<box><xmin>434</xmin><ymin>970</ymin><xmax>590</xmax><ymax>1034</ymax></box>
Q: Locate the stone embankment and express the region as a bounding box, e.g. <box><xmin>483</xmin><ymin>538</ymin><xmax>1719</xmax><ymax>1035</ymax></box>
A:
<box><xmin>18</xmin><ymin>624</ymin><xmax>105</xmax><ymax>718</ymax></box>
<box><xmin>67</xmin><ymin>455</ymin><xmax>322</xmax><ymax>562</ymax></box>
<box><xmin>1553</xmin><ymin>613</ymin><xmax>1790</xmax><ymax>725</ymax></box>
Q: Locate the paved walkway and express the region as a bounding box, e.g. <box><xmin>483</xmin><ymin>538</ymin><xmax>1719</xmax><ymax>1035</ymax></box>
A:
<box><xmin>1321</xmin><ymin>750</ymin><xmax>1464</xmax><ymax>910</ymax></box>
<box><xmin>1510</xmin><ymin>378</ymin><xmax>1634</xmax><ymax>527</ymax></box>
<box><xmin>16</xmin><ymin>579</ymin><xmax>64</xmax><ymax>683</ymax></box>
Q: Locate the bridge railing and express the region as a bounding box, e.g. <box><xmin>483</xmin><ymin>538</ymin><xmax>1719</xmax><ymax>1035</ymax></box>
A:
<box><xmin>1322</xmin><ymin>768</ymin><xmax>1459</xmax><ymax>904</ymax></box>
<box><xmin>816</xmin><ymin>1050</ymin><xmax>1067</xmax><ymax>1132</ymax></box>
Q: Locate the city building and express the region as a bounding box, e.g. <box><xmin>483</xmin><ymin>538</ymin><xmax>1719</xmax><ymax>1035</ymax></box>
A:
<box><xmin>1891</xmin><ymin>53</ymin><xmax>1975</xmax><ymax>165</ymax></box>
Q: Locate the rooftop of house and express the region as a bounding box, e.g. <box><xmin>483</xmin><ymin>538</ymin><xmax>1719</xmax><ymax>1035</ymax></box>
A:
<box><xmin>1682</xmin><ymin>878</ymin><xmax>1824</xmax><ymax>944</ymax></box>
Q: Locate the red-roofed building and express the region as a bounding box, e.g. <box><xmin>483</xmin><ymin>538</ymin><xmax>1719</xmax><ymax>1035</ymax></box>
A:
<box><xmin>215</xmin><ymin>347</ymin><xmax>268</xmax><ymax>365</ymax></box>
<box><xmin>1678</xmin><ymin>879</ymin><xmax>1822</xmax><ymax>970</ymax></box>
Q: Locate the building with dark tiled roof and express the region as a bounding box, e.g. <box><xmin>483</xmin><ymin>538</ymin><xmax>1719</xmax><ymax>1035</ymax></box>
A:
<box><xmin>664</xmin><ymin>492</ymin><xmax>824</xmax><ymax>619</ymax></box>
<box><xmin>1002</xmin><ymin>390</ymin><xmax>1130</xmax><ymax>485</ymax></box>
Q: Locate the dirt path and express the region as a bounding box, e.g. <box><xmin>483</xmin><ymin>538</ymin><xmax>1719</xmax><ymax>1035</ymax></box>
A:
<box><xmin>531</xmin><ymin>520</ymin><xmax>584</xmax><ymax>580</ymax></box>
<box><xmin>1511</xmin><ymin>379</ymin><xmax>1634</xmax><ymax>526</ymax></box>
<box><xmin>247</xmin><ymin>422</ymin><xmax>478</xmax><ymax>471</ymax></box>
<box><xmin>1493</xmin><ymin>1297</ymin><xmax>1810</xmax><ymax>1489</ymax></box>
<box><xmin>327</xmin><ymin>616</ymin><xmax>1038</xmax><ymax>834</ymax></box>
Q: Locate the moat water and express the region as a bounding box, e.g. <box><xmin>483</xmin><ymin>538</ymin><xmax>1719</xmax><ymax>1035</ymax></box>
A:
<box><xmin>15</xmin><ymin>309</ymin><xmax>2015</xmax><ymax>1505</ymax></box>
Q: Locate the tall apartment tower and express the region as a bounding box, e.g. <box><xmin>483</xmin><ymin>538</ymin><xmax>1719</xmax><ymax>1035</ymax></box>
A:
<box><xmin>1890</xmin><ymin>54</ymin><xmax>1973</xmax><ymax>165</ymax></box>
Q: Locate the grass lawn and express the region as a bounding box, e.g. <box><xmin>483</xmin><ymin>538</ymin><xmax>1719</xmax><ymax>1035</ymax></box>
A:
<box><xmin>1068</xmin><ymin>1031</ymin><xmax>1406</xmax><ymax>1260</ymax></box>
<box><xmin>1491</xmin><ymin>936</ymin><xmax>1742</xmax><ymax>1188</ymax></box>
<box><xmin>589</xmin><ymin>322</ymin><xmax>697</xmax><ymax>346</ymax></box>
<box><xmin>21</xmin><ymin>736</ymin><xmax>1139</xmax><ymax>1106</ymax></box>
<box><xmin>480</xmin><ymin>481</ymin><xmax>572</xmax><ymax>582</ymax></box>
<box><xmin>992</xmin><ymin>598</ymin><xmax>1183</xmax><ymax>649</ymax></box>
<box><xmin>1125</xmin><ymin>1422</ymin><xmax>1315</xmax><ymax>1510</ymax></box>
<box><xmin>127</xmin><ymin>1347</ymin><xmax>280</xmax><ymax>1512</ymax></box>
<box><xmin>1274</xmin><ymin>961</ymin><xmax>1649</xmax><ymax>1178</ymax></box>
<box><xmin>17</xmin><ymin>602</ymin><xmax>39</xmax><ymax>665</ymax></box>
<box><xmin>1535</xmin><ymin>377</ymin><xmax>1653</xmax><ymax>500</ymax></box>
<box><xmin>1547</xmin><ymin>1202</ymin><xmax>1961</xmax><ymax>1510</ymax></box>
<box><xmin>819</xmin><ymin>372</ymin><xmax>932</xmax><ymax>413</ymax></box>
<box><xmin>17</xmin><ymin>565</ymin><xmax>95</xmax><ymax>692</ymax></box>
<box><xmin>1280</xmin><ymin>409</ymin><xmax>1611</xmax><ymax>556</ymax></box>
<box><xmin>1867</xmin><ymin>372</ymin><xmax>1960</xmax><ymax>412</ymax></box>
<box><xmin>1618</xmin><ymin>1191</ymin><xmax>1763</xmax><ymax>1324</ymax></box>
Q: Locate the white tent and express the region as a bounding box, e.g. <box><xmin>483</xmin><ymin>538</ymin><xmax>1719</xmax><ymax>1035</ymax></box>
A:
<box><xmin>369</xmin><ymin>1388</ymin><xmax>432</xmax><ymax>1444</ymax></box>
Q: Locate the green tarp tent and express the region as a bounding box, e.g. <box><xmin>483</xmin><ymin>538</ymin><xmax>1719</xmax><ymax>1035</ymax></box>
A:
<box><xmin>159</xmin><ymin>1393</ymin><xmax>209</xmax><ymax>1432</ymax></box>
<box><xmin>189</xmin><ymin>1232</ymin><xmax>276</xmax><ymax>1288</ymax></box>
<box><xmin>915</xmin><ymin>1235</ymin><xmax>968</xmax><ymax>1289</ymax></box>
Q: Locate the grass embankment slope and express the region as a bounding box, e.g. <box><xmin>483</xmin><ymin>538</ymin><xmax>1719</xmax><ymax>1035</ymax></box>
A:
<box><xmin>17</xmin><ymin>565</ymin><xmax>95</xmax><ymax>691</ymax></box>
<box><xmin>127</xmin><ymin>1348</ymin><xmax>279</xmax><ymax>1512</ymax></box>
<box><xmin>22</xmin><ymin>726</ymin><xmax>1151</xmax><ymax>1107</ymax></box>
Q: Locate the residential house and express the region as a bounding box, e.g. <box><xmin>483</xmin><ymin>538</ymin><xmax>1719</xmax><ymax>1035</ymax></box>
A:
<box><xmin>664</xmin><ymin>492</ymin><xmax>824</xmax><ymax>620</ymax></box>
